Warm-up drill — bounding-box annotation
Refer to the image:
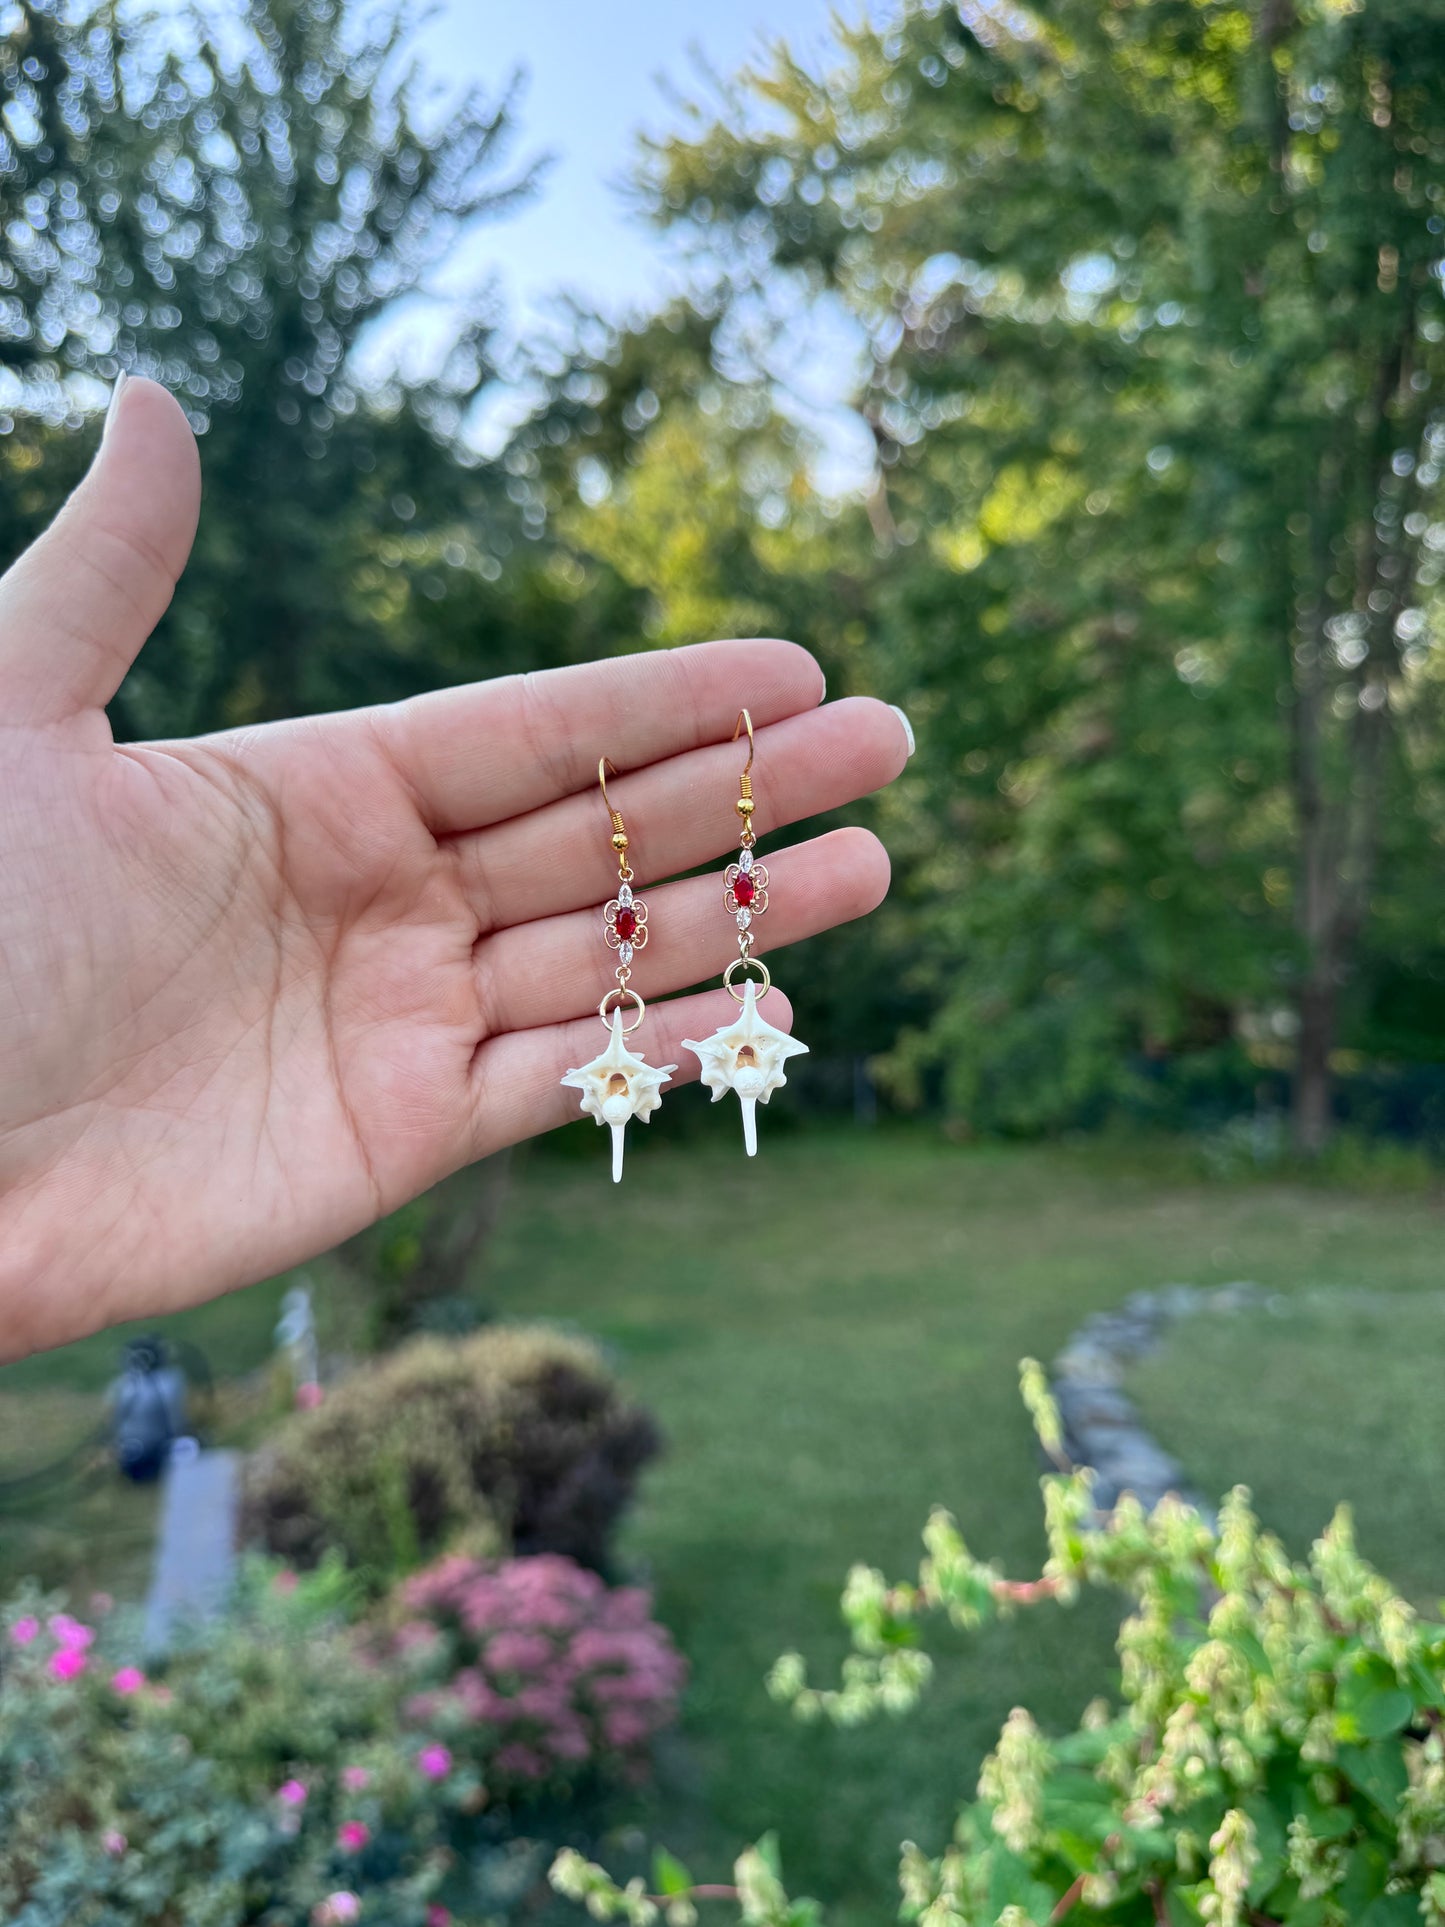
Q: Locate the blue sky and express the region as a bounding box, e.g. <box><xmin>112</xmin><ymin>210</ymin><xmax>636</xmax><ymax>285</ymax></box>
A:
<box><xmin>352</xmin><ymin>0</ymin><xmax>881</xmax><ymax>486</ymax></box>
<box><xmin>412</xmin><ymin>0</ymin><xmax>855</xmax><ymax>324</ymax></box>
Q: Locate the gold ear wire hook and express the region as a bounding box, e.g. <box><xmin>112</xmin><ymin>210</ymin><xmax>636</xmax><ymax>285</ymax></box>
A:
<box><xmin>598</xmin><ymin>757</ymin><xmax>631</xmax><ymax>871</ymax></box>
<box><xmin>598</xmin><ymin>756</ymin><xmax>626</xmax><ymax>834</ymax></box>
<box><xmin>732</xmin><ymin>710</ymin><xmax>756</xmax><ymax>837</ymax></box>
<box><xmin>732</xmin><ymin>710</ymin><xmax>755</xmax><ymax>776</ymax></box>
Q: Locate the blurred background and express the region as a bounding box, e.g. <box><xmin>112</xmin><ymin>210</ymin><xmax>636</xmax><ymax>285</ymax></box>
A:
<box><xmin>3</xmin><ymin>0</ymin><xmax>1444</xmax><ymax>1918</ymax></box>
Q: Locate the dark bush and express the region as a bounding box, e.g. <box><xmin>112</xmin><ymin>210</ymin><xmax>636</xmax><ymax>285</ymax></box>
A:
<box><xmin>240</xmin><ymin>1327</ymin><xmax>660</xmax><ymax>1587</ymax></box>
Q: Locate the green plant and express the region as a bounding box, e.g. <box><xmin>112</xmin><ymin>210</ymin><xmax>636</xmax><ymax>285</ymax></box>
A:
<box><xmin>389</xmin><ymin>1551</ymin><xmax>686</xmax><ymax>1798</ymax></box>
<box><xmin>1198</xmin><ymin>1120</ymin><xmax>1439</xmax><ymax>1193</ymax></box>
<box><xmin>240</xmin><ymin>1327</ymin><xmax>660</xmax><ymax>1588</ymax></box>
<box><xmin>551</xmin><ymin>1361</ymin><xmax>1445</xmax><ymax>1926</ymax></box>
<box><xmin>334</xmin><ymin>1159</ymin><xmax>511</xmax><ymax>1344</ymax></box>
<box><xmin>0</xmin><ymin>1571</ymin><xmax>513</xmax><ymax>1925</ymax></box>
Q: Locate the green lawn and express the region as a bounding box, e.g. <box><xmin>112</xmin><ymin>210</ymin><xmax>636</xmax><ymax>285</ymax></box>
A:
<box><xmin>3</xmin><ymin>1125</ymin><xmax>1443</xmax><ymax>1919</ymax></box>
<box><xmin>478</xmin><ymin>1123</ymin><xmax>1445</xmax><ymax>1919</ymax></box>
<box><xmin>1128</xmin><ymin>1288</ymin><xmax>1445</xmax><ymax>1612</ymax></box>
<box><xmin>0</xmin><ymin>1273</ymin><xmax>296</xmax><ymax>1599</ymax></box>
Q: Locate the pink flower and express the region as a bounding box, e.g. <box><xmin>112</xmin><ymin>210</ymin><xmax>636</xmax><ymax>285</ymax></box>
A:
<box><xmin>510</xmin><ymin>1682</ymin><xmax>571</xmax><ymax>1721</ymax></box>
<box><xmin>341</xmin><ymin>1765</ymin><xmax>371</xmax><ymax>1791</ymax></box>
<box><xmin>486</xmin><ymin>1630</ymin><xmax>554</xmax><ymax>1674</ymax></box>
<box><xmin>48</xmin><ymin>1613</ymin><xmax>95</xmax><ymax>1652</ymax></box>
<box><xmin>336</xmin><ymin>1820</ymin><xmax>370</xmax><ymax>1852</ymax></box>
<box><xmin>426</xmin><ymin>1909</ymin><xmax>451</xmax><ymax>1926</ymax></box>
<box><xmin>272</xmin><ymin>1568</ymin><xmax>299</xmax><ymax>1595</ymax></box>
<box><xmin>416</xmin><ymin>1743</ymin><xmax>452</xmax><ymax>1780</ymax></box>
<box><xmin>295</xmin><ymin>1381</ymin><xmax>324</xmax><ymax>1410</ymax></box>
<box><xmin>102</xmin><ymin>1828</ymin><xmax>127</xmax><ymax>1856</ymax></box>
<box><xmin>111</xmin><ymin>1666</ymin><xmax>146</xmax><ymax>1696</ymax></box>
<box><xmin>494</xmin><ymin>1741</ymin><xmax>546</xmax><ymax>1781</ymax></box>
<box><xmin>313</xmin><ymin>1894</ymin><xmax>361</xmax><ymax>1926</ymax></box>
<box><xmin>546</xmin><ymin>1721</ymin><xmax>591</xmax><ymax>1763</ymax></box>
<box><xmin>48</xmin><ymin>1647</ymin><xmax>88</xmax><ymax>1682</ymax></box>
<box><xmin>603</xmin><ymin>1706</ymin><xmax>654</xmax><ymax>1749</ymax></box>
<box><xmin>277</xmin><ymin>1778</ymin><xmax>308</xmax><ymax>1807</ymax></box>
<box><xmin>9</xmin><ymin>1616</ymin><xmax>39</xmax><ymax>1646</ymax></box>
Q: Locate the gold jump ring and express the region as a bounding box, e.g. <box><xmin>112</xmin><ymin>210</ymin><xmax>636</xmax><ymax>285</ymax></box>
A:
<box><xmin>598</xmin><ymin>986</ymin><xmax>646</xmax><ymax>1033</ymax></box>
<box><xmin>723</xmin><ymin>956</ymin><xmax>771</xmax><ymax>1003</ymax></box>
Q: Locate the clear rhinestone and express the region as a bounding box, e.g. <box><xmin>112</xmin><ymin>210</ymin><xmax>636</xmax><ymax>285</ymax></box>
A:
<box><xmin>735</xmin><ymin>909</ymin><xmax>752</xmax><ymax>930</ymax></box>
<box><xmin>738</xmin><ymin>849</ymin><xmax>754</xmax><ymax>873</ymax></box>
<box><xmin>617</xmin><ymin>882</ymin><xmax>633</xmax><ymax>907</ymax></box>
<box><xmin>618</xmin><ymin>942</ymin><xmax>634</xmax><ymax>965</ymax></box>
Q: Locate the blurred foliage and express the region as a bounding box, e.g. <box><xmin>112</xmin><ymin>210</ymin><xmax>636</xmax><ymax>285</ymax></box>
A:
<box><xmin>5</xmin><ymin>0</ymin><xmax>1445</xmax><ymax>1141</ymax></box>
<box><xmin>0</xmin><ymin>1554</ymin><xmax>665</xmax><ymax>1924</ymax></box>
<box><xmin>556</xmin><ymin>1367</ymin><xmax>1445</xmax><ymax>1927</ymax></box>
<box><xmin>240</xmin><ymin>1326</ymin><xmax>660</xmax><ymax>1589</ymax></box>
<box><xmin>0</xmin><ymin>0</ymin><xmax>644</xmax><ymax>731</ymax></box>
<box><xmin>634</xmin><ymin>0</ymin><xmax>1445</xmax><ymax>1146</ymax></box>
<box><xmin>332</xmin><ymin>1155</ymin><xmax>513</xmax><ymax>1346</ymax></box>
<box><xmin>390</xmin><ymin>1550</ymin><xmax>687</xmax><ymax>1800</ymax></box>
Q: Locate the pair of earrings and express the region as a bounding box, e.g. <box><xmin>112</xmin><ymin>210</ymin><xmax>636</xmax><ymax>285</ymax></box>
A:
<box><xmin>561</xmin><ymin>711</ymin><xmax>808</xmax><ymax>1182</ymax></box>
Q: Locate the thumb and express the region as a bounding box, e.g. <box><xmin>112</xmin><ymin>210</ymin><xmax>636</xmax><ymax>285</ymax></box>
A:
<box><xmin>0</xmin><ymin>375</ymin><xmax>201</xmax><ymax>726</ymax></box>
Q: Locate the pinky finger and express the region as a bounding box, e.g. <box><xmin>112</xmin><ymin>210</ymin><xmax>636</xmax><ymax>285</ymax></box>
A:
<box><xmin>466</xmin><ymin>985</ymin><xmax>796</xmax><ymax>1155</ymax></box>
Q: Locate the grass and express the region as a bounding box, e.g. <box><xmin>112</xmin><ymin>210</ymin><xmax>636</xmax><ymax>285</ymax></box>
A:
<box><xmin>0</xmin><ymin>1273</ymin><xmax>296</xmax><ymax>1598</ymax></box>
<box><xmin>3</xmin><ymin>1120</ymin><xmax>1443</xmax><ymax>1918</ymax></box>
<box><xmin>477</xmin><ymin>1117</ymin><xmax>1445</xmax><ymax>1919</ymax></box>
<box><xmin>1128</xmin><ymin>1289</ymin><xmax>1445</xmax><ymax>1611</ymax></box>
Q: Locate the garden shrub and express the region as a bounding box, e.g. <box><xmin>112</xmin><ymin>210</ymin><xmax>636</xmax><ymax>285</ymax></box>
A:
<box><xmin>241</xmin><ymin>1326</ymin><xmax>660</xmax><ymax>1586</ymax></box>
<box><xmin>0</xmin><ymin>1551</ymin><xmax>684</xmax><ymax>1926</ymax></box>
<box><xmin>551</xmin><ymin>1362</ymin><xmax>1445</xmax><ymax>1927</ymax></box>
<box><xmin>386</xmin><ymin>1552</ymin><xmax>686</xmax><ymax>1798</ymax></box>
<box><xmin>1</xmin><ymin>1569</ymin><xmax>497</xmax><ymax>1925</ymax></box>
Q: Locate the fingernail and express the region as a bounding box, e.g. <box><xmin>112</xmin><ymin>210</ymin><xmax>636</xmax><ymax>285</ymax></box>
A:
<box><xmin>889</xmin><ymin>704</ymin><xmax>916</xmax><ymax>757</ymax></box>
<box><xmin>101</xmin><ymin>370</ymin><xmax>129</xmax><ymax>447</ymax></box>
<box><xmin>818</xmin><ymin>673</ymin><xmax>827</xmax><ymax>704</ymax></box>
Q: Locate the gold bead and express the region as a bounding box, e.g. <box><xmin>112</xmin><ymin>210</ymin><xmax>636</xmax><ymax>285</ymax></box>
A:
<box><xmin>735</xmin><ymin>797</ymin><xmax>755</xmax><ymax>817</ymax></box>
<box><xmin>610</xmin><ymin>830</ymin><xmax>629</xmax><ymax>851</ymax></box>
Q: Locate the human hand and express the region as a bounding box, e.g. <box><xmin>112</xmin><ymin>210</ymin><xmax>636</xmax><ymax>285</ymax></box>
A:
<box><xmin>0</xmin><ymin>380</ymin><xmax>909</xmax><ymax>1359</ymax></box>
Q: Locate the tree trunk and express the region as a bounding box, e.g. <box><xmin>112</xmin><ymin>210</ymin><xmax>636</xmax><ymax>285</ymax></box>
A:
<box><xmin>1291</xmin><ymin>968</ymin><xmax>1336</xmax><ymax>1158</ymax></box>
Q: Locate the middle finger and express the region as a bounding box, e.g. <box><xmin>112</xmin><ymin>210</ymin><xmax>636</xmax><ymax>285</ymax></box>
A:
<box><xmin>447</xmin><ymin>697</ymin><xmax>909</xmax><ymax>934</ymax></box>
<box><xmin>475</xmin><ymin>826</ymin><xmax>889</xmax><ymax>1037</ymax></box>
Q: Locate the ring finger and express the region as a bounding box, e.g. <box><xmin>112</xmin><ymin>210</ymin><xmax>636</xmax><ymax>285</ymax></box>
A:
<box><xmin>475</xmin><ymin>827</ymin><xmax>889</xmax><ymax>1037</ymax></box>
<box><xmin>448</xmin><ymin>698</ymin><xmax>910</xmax><ymax>934</ymax></box>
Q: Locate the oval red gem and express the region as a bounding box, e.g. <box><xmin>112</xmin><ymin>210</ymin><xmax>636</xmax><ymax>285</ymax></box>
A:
<box><xmin>615</xmin><ymin>906</ymin><xmax>638</xmax><ymax>940</ymax></box>
<box><xmin>733</xmin><ymin>873</ymin><xmax>756</xmax><ymax>906</ymax></box>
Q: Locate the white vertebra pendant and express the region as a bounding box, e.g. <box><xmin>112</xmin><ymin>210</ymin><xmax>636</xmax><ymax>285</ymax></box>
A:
<box><xmin>683</xmin><ymin>981</ymin><xmax>808</xmax><ymax>1157</ymax></box>
<box><xmin>561</xmin><ymin>1010</ymin><xmax>676</xmax><ymax>1183</ymax></box>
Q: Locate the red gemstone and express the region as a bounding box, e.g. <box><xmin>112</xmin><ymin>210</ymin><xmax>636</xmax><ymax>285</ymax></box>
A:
<box><xmin>615</xmin><ymin>906</ymin><xmax>638</xmax><ymax>940</ymax></box>
<box><xmin>733</xmin><ymin>872</ymin><xmax>756</xmax><ymax>906</ymax></box>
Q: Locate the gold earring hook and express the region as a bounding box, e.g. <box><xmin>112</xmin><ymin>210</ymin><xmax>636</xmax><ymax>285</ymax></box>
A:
<box><xmin>598</xmin><ymin>756</ymin><xmax>625</xmax><ymax>834</ymax></box>
<box><xmin>732</xmin><ymin>710</ymin><xmax>755</xmax><ymax>776</ymax></box>
<box><xmin>731</xmin><ymin>710</ymin><xmax>757</xmax><ymax>844</ymax></box>
<box><xmin>598</xmin><ymin>757</ymin><xmax>631</xmax><ymax>875</ymax></box>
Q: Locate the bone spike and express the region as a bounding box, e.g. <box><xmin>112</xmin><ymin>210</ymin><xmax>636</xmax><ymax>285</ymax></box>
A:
<box><xmin>610</xmin><ymin>1122</ymin><xmax>626</xmax><ymax>1183</ymax></box>
<box><xmin>681</xmin><ymin>981</ymin><xmax>808</xmax><ymax>1160</ymax></box>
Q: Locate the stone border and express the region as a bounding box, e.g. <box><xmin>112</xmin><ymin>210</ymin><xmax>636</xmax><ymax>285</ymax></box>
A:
<box><xmin>1050</xmin><ymin>1283</ymin><xmax>1274</xmax><ymax>1518</ymax></box>
<box><xmin>1052</xmin><ymin>1281</ymin><xmax>1445</xmax><ymax>1519</ymax></box>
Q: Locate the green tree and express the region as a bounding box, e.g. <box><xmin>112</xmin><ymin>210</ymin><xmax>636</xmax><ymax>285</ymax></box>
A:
<box><xmin>644</xmin><ymin>0</ymin><xmax>1445</xmax><ymax>1148</ymax></box>
<box><xmin>0</xmin><ymin>0</ymin><xmax>583</xmax><ymax>731</ymax></box>
<box><xmin>512</xmin><ymin>306</ymin><xmax>929</xmax><ymax>1070</ymax></box>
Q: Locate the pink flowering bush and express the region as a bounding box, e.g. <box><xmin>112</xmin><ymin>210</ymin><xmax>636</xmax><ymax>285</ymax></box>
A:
<box><xmin>0</xmin><ymin>1570</ymin><xmax>546</xmax><ymax>1925</ymax></box>
<box><xmin>1</xmin><ymin>1553</ymin><xmax>688</xmax><ymax>1925</ymax></box>
<box><xmin>388</xmin><ymin>1553</ymin><xmax>686</xmax><ymax>1798</ymax></box>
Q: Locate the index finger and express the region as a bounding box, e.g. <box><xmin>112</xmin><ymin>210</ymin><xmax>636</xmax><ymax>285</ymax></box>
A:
<box><xmin>373</xmin><ymin>637</ymin><xmax>825</xmax><ymax>834</ymax></box>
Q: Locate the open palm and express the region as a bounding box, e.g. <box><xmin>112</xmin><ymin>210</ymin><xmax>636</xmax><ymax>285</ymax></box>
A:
<box><xmin>0</xmin><ymin>380</ymin><xmax>908</xmax><ymax>1359</ymax></box>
